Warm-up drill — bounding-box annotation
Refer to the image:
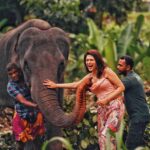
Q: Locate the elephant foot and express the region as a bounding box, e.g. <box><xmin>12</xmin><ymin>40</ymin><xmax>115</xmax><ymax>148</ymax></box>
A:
<box><xmin>16</xmin><ymin>141</ymin><xmax>24</xmax><ymax>150</ymax></box>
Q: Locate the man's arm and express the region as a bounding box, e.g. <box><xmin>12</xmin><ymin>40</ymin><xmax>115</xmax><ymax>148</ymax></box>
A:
<box><xmin>7</xmin><ymin>82</ymin><xmax>37</xmax><ymax>107</ymax></box>
<box><xmin>15</xmin><ymin>94</ymin><xmax>37</xmax><ymax>107</ymax></box>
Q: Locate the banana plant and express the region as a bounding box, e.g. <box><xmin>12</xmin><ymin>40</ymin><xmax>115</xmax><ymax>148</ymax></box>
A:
<box><xmin>42</xmin><ymin>136</ymin><xmax>73</xmax><ymax>150</ymax></box>
<box><xmin>0</xmin><ymin>18</ymin><xmax>8</xmax><ymax>30</ymax></box>
<box><xmin>87</xmin><ymin>18</ymin><xmax>117</xmax><ymax>71</ymax></box>
<box><xmin>117</xmin><ymin>23</ymin><xmax>133</xmax><ymax>57</ymax></box>
<box><xmin>104</xmin><ymin>38</ymin><xmax>117</xmax><ymax>71</ymax></box>
<box><xmin>87</xmin><ymin>18</ymin><xmax>106</xmax><ymax>53</ymax></box>
<box><xmin>117</xmin><ymin>15</ymin><xmax>150</xmax><ymax>66</ymax></box>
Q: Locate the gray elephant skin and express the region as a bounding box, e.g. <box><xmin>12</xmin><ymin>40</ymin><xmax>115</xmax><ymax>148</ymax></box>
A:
<box><xmin>0</xmin><ymin>19</ymin><xmax>90</xmax><ymax>150</ymax></box>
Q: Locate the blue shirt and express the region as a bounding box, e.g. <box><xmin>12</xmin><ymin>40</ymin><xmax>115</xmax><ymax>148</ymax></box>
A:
<box><xmin>7</xmin><ymin>80</ymin><xmax>38</xmax><ymax>122</ymax></box>
<box><xmin>122</xmin><ymin>71</ymin><xmax>150</xmax><ymax>123</ymax></box>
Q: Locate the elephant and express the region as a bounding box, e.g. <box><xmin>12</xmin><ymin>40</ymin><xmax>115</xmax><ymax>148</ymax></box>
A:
<box><xmin>0</xmin><ymin>19</ymin><xmax>91</xmax><ymax>150</ymax></box>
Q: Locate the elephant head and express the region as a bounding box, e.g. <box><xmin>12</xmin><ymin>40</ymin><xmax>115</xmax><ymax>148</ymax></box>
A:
<box><xmin>0</xmin><ymin>19</ymin><xmax>90</xmax><ymax>127</ymax></box>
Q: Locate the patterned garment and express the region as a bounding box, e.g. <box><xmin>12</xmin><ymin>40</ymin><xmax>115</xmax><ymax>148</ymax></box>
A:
<box><xmin>97</xmin><ymin>98</ymin><xmax>125</xmax><ymax>150</ymax></box>
<box><xmin>7</xmin><ymin>80</ymin><xmax>38</xmax><ymax>121</ymax></box>
<box><xmin>7</xmin><ymin>80</ymin><xmax>45</xmax><ymax>142</ymax></box>
<box><xmin>13</xmin><ymin>111</ymin><xmax>45</xmax><ymax>142</ymax></box>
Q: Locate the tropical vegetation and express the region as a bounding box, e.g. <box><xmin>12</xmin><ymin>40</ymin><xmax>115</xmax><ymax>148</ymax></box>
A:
<box><xmin>0</xmin><ymin>0</ymin><xmax>150</xmax><ymax>149</ymax></box>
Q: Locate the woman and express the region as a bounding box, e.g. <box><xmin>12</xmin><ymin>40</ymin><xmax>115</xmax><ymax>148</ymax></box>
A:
<box><xmin>6</xmin><ymin>62</ymin><xmax>45</xmax><ymax>150</ymax></box>
<box><xmin>43</xmin><ymin>49</ymin><xmax>125</xmax><ymax>150</ymax></box>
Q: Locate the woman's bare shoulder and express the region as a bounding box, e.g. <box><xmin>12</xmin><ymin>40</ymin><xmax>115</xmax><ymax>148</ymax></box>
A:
<box><xmin>83</xmin><ymin>73</ymin><xmax>92</xmax><ymax>80</ymax></box>
<box><xmin>78</xmin><ymin>74</ymin><xmax>91</xmax><ymax>83</ymax></box>
<box><xmin>103</xmin><ymin>67</ymin><xmax>116</xmax><ymax>77</ymax></box>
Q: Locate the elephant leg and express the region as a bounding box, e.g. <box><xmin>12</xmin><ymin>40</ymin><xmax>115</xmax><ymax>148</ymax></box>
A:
<box><xmin>16</xmin><ymin>141</ymin><xmax>24</xmax><ymax>150</ymax></box>
<box><xmin>45</xmin><ymin>122</ymin><xmax>63</xmax><ymax>150</ymax></box>
<box><xmin>24</xmin><ymin>137</ymin><xmax>43</xmax><ymax>150</ymax></box>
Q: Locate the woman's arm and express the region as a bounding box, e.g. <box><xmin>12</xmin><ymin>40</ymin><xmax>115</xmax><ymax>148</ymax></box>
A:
<box><xmin>96</xmin><ymin>67</ymin><xmax>125</xmax><ymax>106</ymax></box>
<box><xmin>43</xmin><ymin>79</ymin><xmax>80</xmax><ymax>89</ymax></box>
<box><xmin>43</xmin><ymin>74</ymin><xmax>91</xmax><ymax>89</ymax></box>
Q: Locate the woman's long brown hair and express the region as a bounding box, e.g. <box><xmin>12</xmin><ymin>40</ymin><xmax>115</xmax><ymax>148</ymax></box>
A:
<box><xmin>84</xmin><ymin>49</ymin><xmax>106</xmax><ymax>78</ymax></box>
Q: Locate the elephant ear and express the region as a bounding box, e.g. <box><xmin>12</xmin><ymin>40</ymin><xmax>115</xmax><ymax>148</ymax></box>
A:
<box><xmin>49</xmin><ymin>27</ymin><xmax>70</xmax><ymax>60</ymax></box>
<box><xmin>0</xmin><ymin>19</ymin><xmax>50</xmax><ymax>106</ymax></box>
<box><xmin>15</xmin><ymin>27</ymin><xmax>41</xmax><ymax>60</ymax></box>
<box><xmin>5</xmin><ymin>19</ymin><xmax>51</xmax><ymax>64</ymax></box>
<box><xmin>14</xmin><ymin>27</ymin><xmax>45</xmax><ymax>85</ymax></box>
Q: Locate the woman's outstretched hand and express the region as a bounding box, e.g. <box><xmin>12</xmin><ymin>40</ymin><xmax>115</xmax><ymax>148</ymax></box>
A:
<box><xmin>43</xmin><ymin>79</ymin><xmax>57</xmax><ymax>88</ymax></box>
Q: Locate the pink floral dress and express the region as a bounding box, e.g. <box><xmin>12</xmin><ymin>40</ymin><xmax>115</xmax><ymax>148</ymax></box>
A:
<box><xmin>90</xmin><ymin>77</ymin><xmax>125</xmax><ymax>150</ymax></box>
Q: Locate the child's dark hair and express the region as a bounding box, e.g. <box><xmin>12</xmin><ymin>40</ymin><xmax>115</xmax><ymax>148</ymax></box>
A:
<box><xmin>6</xmin><ymin>62</ymin><xmax>20</xmax><ymax>72</ymax></box>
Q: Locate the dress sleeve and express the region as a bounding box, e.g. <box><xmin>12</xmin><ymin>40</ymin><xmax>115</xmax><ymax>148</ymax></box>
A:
<box><xmin>7</xmin><ymin>82</ymin><xmax>20</xmax><ymax>99</ymax></box>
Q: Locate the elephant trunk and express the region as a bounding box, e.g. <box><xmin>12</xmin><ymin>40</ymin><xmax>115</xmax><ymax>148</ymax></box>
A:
<box><xmin>39</xmin><ymin>88</ymin><xmax>76</xmax><ymax>127</ymax></box>
<box><xmin>33</xmin><ymin>77</ymin><xmax>91</xmax><ymax>127</ymax></box>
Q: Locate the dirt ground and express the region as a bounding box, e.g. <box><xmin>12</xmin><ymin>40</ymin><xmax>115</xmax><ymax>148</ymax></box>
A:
<box><xmin>0</xmin><ymin>107</ymin><xmax>16</xmax><ymax>150</ymax></box>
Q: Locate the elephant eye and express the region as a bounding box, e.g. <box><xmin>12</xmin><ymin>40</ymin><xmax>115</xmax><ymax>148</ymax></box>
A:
<box><xmin>57</xmin><ymin>62</ymin><xmax>65</xmax><ymax>82</ymax></box>
<box><xmin>24</xmin><ymin>61</ymin><xmax>31</xmax><ymax>74</ymax></box>
<box><xmin>59</xmin><ymin>62</ymin><xmax>65</xmax><ymax>70</ymax></box>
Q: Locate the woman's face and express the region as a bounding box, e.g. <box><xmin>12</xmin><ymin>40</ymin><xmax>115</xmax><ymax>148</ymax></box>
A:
<box><xmin>85</xmin><ymin>55</ymin><xmax>97</xmax><ymax>72</ymax></box>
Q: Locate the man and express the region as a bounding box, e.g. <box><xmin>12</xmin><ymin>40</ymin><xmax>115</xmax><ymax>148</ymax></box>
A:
<box><xmin>6</xmin><ymin>62</ymin><xmax>45</xmax><ymax>150</ymax></box>
<box><xmin>117</xmin><ymin>55</ymin><xmax>150</xmax><ymax>150</ymax></box>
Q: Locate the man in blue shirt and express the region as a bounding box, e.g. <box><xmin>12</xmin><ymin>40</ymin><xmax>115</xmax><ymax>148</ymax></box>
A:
<box><xmin>7</xmin><ymin>62</ymin><xmax>45</xmax><ymax>150</ymax></box>
<box><xmin>117</xmin><ymin>55</ymin><xmax>150</xmax><ymax>150</ymax></box>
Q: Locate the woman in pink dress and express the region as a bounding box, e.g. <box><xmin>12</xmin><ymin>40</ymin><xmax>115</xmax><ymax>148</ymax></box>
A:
<box><xmin>43</xmin><ymin>49</ymin><xmax>125</xmax><ymax>150</ymax></box>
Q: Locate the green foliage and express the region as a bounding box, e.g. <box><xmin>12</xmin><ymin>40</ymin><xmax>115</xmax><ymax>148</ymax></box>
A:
<box><xmin>0</xmin><ymin>19</ymin><xmax>14</xmax><ymax>33</ymax></box>
<box><xmin>142</xmin><ymin>56</ymin><xmax>150</xmax><ymax>82</ymax></box>
<box><xmin>0</xmin><ymin>1</ymin><xmax>149</xmax><ymax>148</ymax></box>
<box><xmin>87</xmin><ymin>18</ymin><xmax>105</xmax><ymax>53</ymax></box>
<box><xmin>86</xmin><ymin>0</ymin><xmax>144</xmax><ymax>27</ymax></box>
<box><xmin>66</xmin><ymin>14</ymin><xmax>150</xmax><ymax>80</ymax></box>
<box><xmin>42</xmin><ymin>136</ymin><xmax>73</xmax><ymax>150</ymax></box>
<box><xmin>0</xmin><ymin>19</ymin><xmax>8</xmax><ymax>29</ymax></box>
<box><xmin>62</xmin><ymin>92</ymin><xmax>98</xmax><ymax>149</ymax></box>
<box><xmin>63</xmin><ymin>111</ymin><xmax>99</xmax><ymax>150</ymax></box>
<box><xmin>117</xmin><ymin>23</ymin><xmax>134</xmax><ymax>56</ymax></box>
<box><xmin>0</xmin><ymin>0</ymin><xmax>24</xmax><ymax>26</ymax></box>
<box><xmin>66</xmin><ymin>18</ymin><xmax>119</xmax><ymax>79</ymax></box>
<box><xmin>117</xmin><ymin>14</ymin><xmax>150</xmax><ymax>70</ymax></box>
<box><xmin>104</xmin><ymin>38</ymin><xmax>117</xmax><ymax>71</ymax></box>
<box><xmin>115</xmin><ymin>120</ymin><xmax>126</xmax><ymax>150</ymax></box>
<box><xmin>19</xmin><ymin>0</ymin><xmax>87</xmax><ymax>33</ymax></box>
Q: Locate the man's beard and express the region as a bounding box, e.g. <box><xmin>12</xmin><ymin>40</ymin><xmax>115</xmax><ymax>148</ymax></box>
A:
<box><xmin>117</xmin><ymin>70</ymin><xmax>127</xmax><ymax>76</ymax></box>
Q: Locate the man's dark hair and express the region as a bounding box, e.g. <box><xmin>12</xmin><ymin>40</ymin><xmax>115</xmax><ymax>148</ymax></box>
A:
<box><xmin>120</xmin><ymin>55</ymin><xmax>134</xmax><ymax>69</ymax></box>
<box><xmin>6</xmin><ymin>62</ymin><xmax>20</xmax><ymax>72</ymax></box>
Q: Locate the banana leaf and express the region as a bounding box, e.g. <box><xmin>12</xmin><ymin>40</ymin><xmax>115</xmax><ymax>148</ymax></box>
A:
<box><xmin>117</xmin><ymin>23</ymin><xmax>133</xmax><ymax>56</ymax></box>
<box><xmin>87</xmin><ymin>18</ymin><xmax>106</xmax><ymax>52</ymax></box>
<box><xmin>104</xmin><ymin>38</ymin><xmax>117</xmax><ymax>71</ymax></box>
